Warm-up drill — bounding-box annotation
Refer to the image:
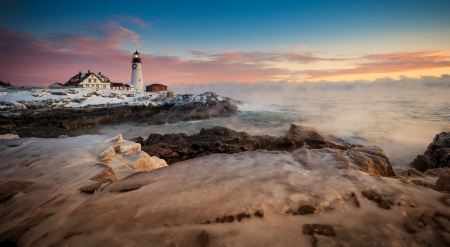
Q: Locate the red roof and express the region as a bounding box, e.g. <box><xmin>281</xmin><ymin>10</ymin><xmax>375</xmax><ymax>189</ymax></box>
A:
<box><xmin>147</xmin><ymin>84</ymin><xmax>167</xmax><ymax>87</ymax></box>
<box><xmin>110</xmin><ymin>83</ymin><xmax>123</xmax><ymax>87</ymax></box>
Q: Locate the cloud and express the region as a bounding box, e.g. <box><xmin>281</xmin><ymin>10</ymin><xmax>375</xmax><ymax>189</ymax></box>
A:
<box><xmin>39</xmin><ymin>21</ymin><xmax>141</xmax><ymax>53</ymax></box>
<box><xmin>1</xmin><ymin>22</ymin><xmax>449</xmax><ymax>86</ymax></box>
<box><xmin>116</xmin><ymin>16</ymin><xmax>152</xmax><ymax>29</ymax></box>
<box><xmin>163</xmin><ymin>47</ymin><xmax>174</xmax><ymax>51</ymax></box>
<box><xmin>301</xmin><ymin>50</ymin><xmax>450</xmax><ymax>79</ymax></box>
<box><xmin>0</xmin><ymin>25</ymin><xmax>133</xmax><ymax>85</ymax></box>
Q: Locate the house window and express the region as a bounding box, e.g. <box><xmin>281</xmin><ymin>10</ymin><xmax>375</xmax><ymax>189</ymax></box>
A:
<box><xmin>94</xmin><ymin>79</ymin><xmax>97</xmax><ymax>82</ymax></box>
<box><xmin>89</xmin><ymin>79</ymin><xmax>91</xmax><ymax>82</ymax></box>
<box><xmin>96</xmin><ymin>85</ymin><xmax>99</xmax><ymax>88</ymax></box>
<box><xmin>103</xmin><ymin>85</ymin><xmax>106</xmax><ymax>89</ymax></box>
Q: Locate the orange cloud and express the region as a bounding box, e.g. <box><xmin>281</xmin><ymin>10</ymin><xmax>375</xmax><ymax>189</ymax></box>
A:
<box><xmin>302</xmin><ymin>51</ymin><xmax>450</xmax><ymax>79</ymax></box>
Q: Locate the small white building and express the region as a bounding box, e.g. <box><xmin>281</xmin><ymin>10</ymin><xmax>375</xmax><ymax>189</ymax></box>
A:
<box><xmin>64</xmin><ymin>71</ymin><xmax>111</xmax><ymax>89</ymax></box>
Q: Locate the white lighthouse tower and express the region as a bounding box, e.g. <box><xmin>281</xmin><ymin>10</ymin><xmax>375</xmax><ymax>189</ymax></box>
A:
<box><xmin>130</xmin><ymin>50</ymin><xmax>144</xmax><ymax>91</ymax></box>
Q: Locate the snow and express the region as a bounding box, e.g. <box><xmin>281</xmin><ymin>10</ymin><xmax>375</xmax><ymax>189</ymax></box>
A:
<box><xmin>1</xmin><ymin>135</ymin><xmax>449</xmax><ymax>246</ymax></box>
<box><xmin>0</xmin><ymin>134</ymin><xmax>19</xmax><ymax>139</ymax></box>
<box><xmin>0</xmin><ymin>89</ymin><xmax>228</xmax><ymax>110</ymax></box>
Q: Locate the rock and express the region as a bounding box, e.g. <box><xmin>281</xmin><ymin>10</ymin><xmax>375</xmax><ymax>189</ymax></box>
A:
<box><xmin>0</xmin><ymin>213</ymin><xmax>53</xmax><ymax>245</ymax></box>
<box><xmin>411</xmin><ymin>132</ymin><xmax>450</xmax><ymax>172</ymax></box>
<box><xmin>140</xmin><ymin>125</ymin><xmax>348</xmax><ymax>165</ymax></box>
<box><xmin>255</xmin><ymin>210</ymin><xmax>264</xmax><ymax>217</ymax></box>
<box><xmin>302</xmin><ymin>224</ymin><xmax>336</xmax><ymax>236</ymax></box>
<box><xmin>0</xmin><ymin>93</ymin><xmax>238</xmax><ymax>130</ymax></box>
<box><xmin>403</xmin><ymin>220</ymin><xmax>417</xmax><ymax>234</ymax></box>
<box><xmin>198</xmin><ymin>230</ymin><xmax>209</xmax><ymax>247</ymax></box>
<box><xmin>298</xmin><ymin>205</ymin><xmax>316</xmax><ymax>215</ymax></box>
<box><xmin>236</xmin><ymin>213</ymin><xmax>250</xmax><ymax>222</ymax></box>
<box><xmin>0</xmin><ymin>180</ymin><xmax>34</xmax><ymax>203</ymax></box>
<box><xmin>436</xmin><ymin>169</ymin><xmax>450</xmax><ymax>191</ymax></box>
<box><xmin>410</xmin><ymin>179</ymin><xmax>434</xmax><ymax>189</ymax></box>
<box><xmin>348</xmin><ymin>146</ymin><xmax>395</xmax><ymax>177</ymax></box>
<box><xmin>79</xmin><ymin>181</ymin><xmax>104</xmax><ymax>194</ymax></box>
<box><xmin>91</xmin><ymin>163</ymin><xmax>118</xmax><ymax>183</ymax></box>
<box><xmin>361</xmin><ymin>190</ymin><xmax>391</xmax><ymax>209</ymax></box>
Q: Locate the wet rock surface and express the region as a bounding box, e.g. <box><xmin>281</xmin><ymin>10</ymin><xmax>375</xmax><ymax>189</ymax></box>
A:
<box><xmin>436</xmin><ymin>169</ymin><xmax>450</xmax><ymax>191</ymax></box>
<box><xmin>0</xmin><ymin>180</ymin><xmax>34</xmax><ymax>203</ymax></box>
<box><xmin>139</xmin><ymin>124</ymin><xmax>348</xmax><ymax>165</ymax></box>
<box><xmin>1</xmin><ymin>133</ymin><xmax>450</xmax><ymax>246</ymax></box>
<box><xmin>411</xmin><ymin>132</ymin><xmax>450</xmax><ymax>172</ymax></box>
<box><xmin>361</xmin><ymin>189</ymin><xmax>392</xmax><ymax>209</ymax></box>
<box><xmin>302</xmin><ymin>224</ymin><xmax>336</xmax><ymax>236</ymax></box>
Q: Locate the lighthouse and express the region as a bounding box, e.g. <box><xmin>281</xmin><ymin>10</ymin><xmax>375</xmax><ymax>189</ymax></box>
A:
<box><xmin>130</xmin><ymin>50</ymin><xmax>144</xmax><ymax>91</ymax></box>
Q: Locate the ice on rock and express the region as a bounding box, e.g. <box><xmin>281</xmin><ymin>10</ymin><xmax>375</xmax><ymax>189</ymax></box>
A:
<box><xmin>1</xmin><ymin>135</ymin><xmax>449</xmax><ymax>246</ymax></box>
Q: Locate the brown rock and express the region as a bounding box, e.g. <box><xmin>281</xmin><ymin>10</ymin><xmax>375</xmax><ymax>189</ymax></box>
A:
<box><xmin>411</xmin><ymin>132</ymin><xmax>450</xmax><ymax>172</ymax></box>
<box><xmin>436</xmin><ymin>169</ymin><xmax>450</xmax><ymax>191</ymax></box>
<box><xmin>404</xmin><ymin>221</ymin><xmax>417</xmax><ymax>234</ymax></box>
<box><xmin>0</xmin><ymin>213</ymin><xmax>53</xmax><ymax>245</ymax></box>
<box><xmin>255</xmin><ymin>210</ymin><xmax>264</xmax><ymax>218</ymax></box>
<box><xmin>348</xmin><ymin>146</ymin><xmax>395</xmax><ymax>177</ymax></box>
<box><xmin>236</xmin><ymin>213</ymin><xmax>250</xmax><ymax>222</ymax></box>
<box><xmin>351</xmin><ymin>192</ymin><xmax>360</xmax><ymax>207</ymax></box>
<box><xmin>198</xmin><ymin>230</ymin><xmax>209</xmax><ymax>247</ymax></box>
<box><xmin>361</xmin><ymin>190</ymin><xmax>391</xmax><ymax>209</ymax></box>
<box><xmin>79</xmin><ymin>181</ymin><xmax>104</xmax><ymax>194</ymax></box>
<box><xmin>298</xmin><ymin>205</ymin><xmax>316</xmax><ymax>215</ymax></box>
<box><xmin>410</xmin><ymin>179</ymin><xmax>434</xmax><ymax>189</ymax></box>
<box><xmin>91</xmin><ymin>163</ymin><xmax>117</xmax><ymax>183</ymax></box>
<box><xmin>0</xmin><ymin>180</ymin><xmax>34</xmax><ymax>203</ymax></box>
<box><xmin>302</xmin><ymin>224</ymin><xmax>336</xmax><ymax>236</ymax></box>
<box><xmin>140</xmin><ymin>125</ymin><xmax>348</xmax><ymax>165</ymax></box>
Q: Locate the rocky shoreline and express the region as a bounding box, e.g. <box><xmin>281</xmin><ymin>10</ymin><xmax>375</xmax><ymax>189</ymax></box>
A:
<box><xmin>137</xmin><ymin>124</ymin><xmax>396</xmax><ymax>177</ymax></box>
<box><xmin>1</xmin><ymin>128</ymin><xmax>449</xmax><ymax>246</ymax></box>
<box><xmin>0</xmin><ymin>91</ymin><xmax>238</xmax><ymax>137</ymax></box>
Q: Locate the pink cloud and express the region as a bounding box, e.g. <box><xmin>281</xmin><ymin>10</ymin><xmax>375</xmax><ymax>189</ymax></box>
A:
<box><xmin>163</xmin><ymin>47</ymin><xmax>174</xmax><ymax>51</ymax></box>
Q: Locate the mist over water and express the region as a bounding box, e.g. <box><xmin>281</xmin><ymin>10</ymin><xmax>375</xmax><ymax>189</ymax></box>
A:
<box><xmin>99</xmin><ymin>76</ymin><xmax>450</xmax><ymax>169</ymax></box>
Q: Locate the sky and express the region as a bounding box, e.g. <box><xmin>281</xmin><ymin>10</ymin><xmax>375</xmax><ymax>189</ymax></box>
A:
<box><xmin>0</xmin><ymin>0</ymin><xmax>449</xmax><ymax>86</ymax></box>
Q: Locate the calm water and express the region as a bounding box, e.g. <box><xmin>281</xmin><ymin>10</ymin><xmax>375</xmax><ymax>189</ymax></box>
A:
<box><xmin>98</xmin><ymin>97</ymin><xmax>450</xmax><ymax>168</ymax></box>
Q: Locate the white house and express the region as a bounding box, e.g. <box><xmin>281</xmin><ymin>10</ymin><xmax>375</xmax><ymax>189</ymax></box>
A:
<box><xmin>64</xmin><ymin>71</ymin><xmax>134</xmax><ymax>90</ymax></box>
<box><xmin>64</xmin><ymin>71</ymin><xmax>111</xmax><ymax>89</ymax></box>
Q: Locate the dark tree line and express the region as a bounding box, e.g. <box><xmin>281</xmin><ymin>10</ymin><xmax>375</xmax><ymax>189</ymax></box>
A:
<box><xmin>0</xmin><ymin>81</ymin><xmax>13</xmax><ymax>87</ymax></box>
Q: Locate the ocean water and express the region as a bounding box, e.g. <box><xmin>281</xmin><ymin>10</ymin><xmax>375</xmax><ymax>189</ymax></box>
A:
<box><xmin>98</xmin><ymin>95</ymin><xmax>450</xmax><ymax>169</ymax></box>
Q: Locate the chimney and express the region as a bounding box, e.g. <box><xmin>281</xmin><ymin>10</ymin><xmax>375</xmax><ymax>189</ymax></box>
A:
<box><xmin>88</xmin><ymin>70</ymin><xmax>90</xmax><ymax>73</ymax></box>
<box><xmin>99</xmin><ymin>72</ymin><xmax>101</xmax><ymax>75</ymax></box>
<box><xmin>79</xmin><ymin>71</ymin><xmax>81</xmax><ymax>74</ymax></box>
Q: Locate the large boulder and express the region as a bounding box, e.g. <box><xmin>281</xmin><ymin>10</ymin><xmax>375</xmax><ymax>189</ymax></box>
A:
<box><xmin>140</xmin><ymin>125</ymin><xmax>348</xmax><ymax>165</ymax></box>
<box><xmin>411</xmin><ymin>132</ymin><xmax>450</xmax><ymax>172</ymax></box>
<box><xmin>347</xmin><ymin>146</ymin><xmax>395</xmax><ymax>177</ymax></box>
<box><xmin>436</xmin><ymin>169</ymin><xmax>450</xmax><ymax>191</ymax></box>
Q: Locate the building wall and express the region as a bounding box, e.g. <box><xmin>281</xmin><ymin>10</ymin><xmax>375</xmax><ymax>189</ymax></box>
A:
<box><xmin>146</xmin><ymin>85</ymin><xmax>167</xmax><ymax>92</ymax></box>
<box><xmin>131</xmin><ymin>62</ymin><xmax>144</xmax><ymax>92</ymax></box>
<box><xmin>79</xmin><ymin>74</ymin><xmax>110</xmax><ymax>89</ymax></box>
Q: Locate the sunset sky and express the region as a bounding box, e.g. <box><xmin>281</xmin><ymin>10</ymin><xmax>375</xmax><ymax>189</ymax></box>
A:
<box><xmin>1</xmin><ymin>0</ymin><xmax>449</xmax><ymax>86</ymax></box>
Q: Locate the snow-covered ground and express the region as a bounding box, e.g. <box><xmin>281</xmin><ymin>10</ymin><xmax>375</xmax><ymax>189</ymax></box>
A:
<box><xmin>1</xmin><ymin>134</ymin><xmax>449</xmax><ymax>246</ymax></box>
<box><xmin>0</xmin><ymin>88</ymin><xmax>227</xmax><ymax>110</ymax></box>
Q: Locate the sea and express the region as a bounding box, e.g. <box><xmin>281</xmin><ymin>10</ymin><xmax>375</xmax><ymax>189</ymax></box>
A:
<box><xmin>97</xmin><ymin>86</ymin><xmax>450</xmax><ymax>169</ymax></box>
